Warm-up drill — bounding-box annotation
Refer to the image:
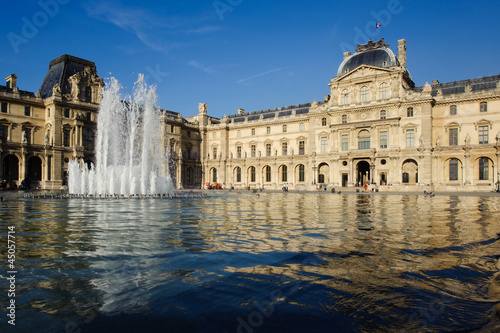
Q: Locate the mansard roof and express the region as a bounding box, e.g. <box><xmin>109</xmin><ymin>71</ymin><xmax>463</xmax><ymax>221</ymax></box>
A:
<box><xmin>412</xmin><ymin>74</ymin><xmax>500</xmax><ymax>95</ymax></box>
<box><xmin>227</xmin><ymin>102</ymin><xmax>325</xmax><ymax>123</ymax></box>
<box><xmin>38</xmin><ymin>54</ymin><xmax>97</xmax><ymax>99</ymax></box>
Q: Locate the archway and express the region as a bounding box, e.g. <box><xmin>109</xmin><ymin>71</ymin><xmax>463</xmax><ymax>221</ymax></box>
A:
<box><xmin>402</xmin><ymin>159</ymin><xmax>418</xmax><ymax>184</ymax></box>
<box><xmin>318</xmin><ymin>163</ymin><xmax>330</xmax><ymax>184</ymax></box>
<box><xmin>356</xmin><ymin>161</ymin><xmax>370</xmax><ymax>186</ymax></box>
<box><xmin>27</xmin><ymin>156</ymin><xmax>42</xmax><ymax>181</ymax></box>
<box><xmin>3</xmin><ymin>155</ymin><xmax>19</xmax><ymax>181</ymax></box>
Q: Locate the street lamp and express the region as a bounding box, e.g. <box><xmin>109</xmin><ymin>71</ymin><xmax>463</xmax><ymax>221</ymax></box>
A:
<box><xmin>497</xmin><ymin>171</ymin><xmax>500</xmax><ymax>192</ymax></box>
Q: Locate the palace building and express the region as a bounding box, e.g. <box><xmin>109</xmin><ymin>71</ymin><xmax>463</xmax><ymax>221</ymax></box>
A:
<box><xmin>2</xmin><ymin>39</ymin><xmax>500</xmax><ymax>191</ymax></box>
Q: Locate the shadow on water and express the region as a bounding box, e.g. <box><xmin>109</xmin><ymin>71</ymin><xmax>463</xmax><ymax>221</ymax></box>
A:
<box><xmin>1</xmin><ymin>192</ymin><xmax>500</xmax><ymax>332</ymax></box>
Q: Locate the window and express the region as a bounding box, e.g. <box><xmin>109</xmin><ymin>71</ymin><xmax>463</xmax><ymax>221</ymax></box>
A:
<box><xmin>283</xmin><ymin>125</ymin><xmax>287</xmax><ymax>133</ymax></box>
<box><xmin>321</xmin><ymin>137</ymin><xmax>328</xmax><ymax>152</ymax></box>
<box><xmin>250</xmin><ymin>166</ymin><xmax>256</xmax><ymax>182</ymax></box>
<box><xmin>237</xmin><ymin>146</ymin><xmax>242</xmax><ymax>158</ymax></box>
<box><xmin>266</xmin><ymin>126</ymin><xmax>271</xmax><ymax>134</ymax></box>
<box><xmin>251</xmin><ymin>145</ymin><xmax>256</xmax><ymax>158</ymax></box>
<box><xmin>299</xmin><ymin>164</ymin><xmax>305</xmax><ymax>182</ymax></box>
<box><xmin>63</xmin><ymin>128</ymin><xmax>71</xmax><ymax>146</ymax></box>
<box><xmin>360</xmin><ymin>86</ymin><xmax>369</xmax><ymax>103</ymax></box>
<box><xmin>380</xmin><ymin>110</ymin><xmax>386</xmax><ymax>119</ymax></box>
<box><xmin>406</xmin><ymin>129</ymin><xmax>415</xmax><ymax>147</ymax></box>
<box><xmin>479</xmin><ymin>158</ymin><xmax>489</xmax><ymax>180</ymax></box>
<box><xmin>0</xmin><ymin>125</ymin><xmax>8</xmax><ymax>142</ymax></box>
<box><xmin>380</xmin><ymin>82</ymin><xmax>389</xmax><ymax>100</ymax></box>
<box><xmin>24</xmin><ymin>106</ymin><xmax>31</xmax><ymax>116</ymax></box>
<box><xmin>449</xmin><ymin>128</ymin><xmax>458</xmax><ymax>146</ymax></box>
<box><xmin>299</xmin><ymin>141</ymin><xmax>305</xmax><ymax>155</ymax></box>
<box><xmin>479</xmin><ymin>126</ymin><xmax>488</xmax><ymax>144</ymax></box>
<box><xmin>322</xmin><ymin>118</ymin><xmax>327</xmax><ymax>126</ymax></box>
<box><xmin>380</xmin><ymin>131</ymin><xmax>387</xmax><ymax>149</ymax></box>
<box><xmin>480</xmin><ymin>101</ymin><xmax>487</xmax><ymax>112</ymax></box>
<box><xmin>282</xmin><ymin>142</ymin><xmax>287</xmax><ymax>156</ymax></box>
<box><xmin>213</xmin><ymin>147</ymin><xmax>217</xmax><ymax>159</ymax></box>
<box><xmin>64</xmin><ymin>108</ymin><xmax>70</xmax><ymax>118</ymax></box>
<box><xmin>407</xmin><ymin>107</ymin><xmax>414</xmax><ymax>117</ymax></box>
<box><xmin>187</xmin><ymin>146</ymin><xmax>192</xmax><ymax>159</ymax></box>
<box><xmin>266</xmin><ymin>143</ymin><xmax>271</xmax><ymax>157</ymax></box>
<box><xmin>251</xmin><ymin>128</ymin><xmax>255</xmax><ymax>136</ymax></box>
<box><xmin>341</xmin><ymin>89</ymin><xmax>349</xmax><ymax>105</ymax></box>
<box><xmin>450</xmin><ymin>105</ymin><xmax>457</xmax><ymax>115</ymax></box>
<box><xmin>299</xmin><ymin>123</ymin><xmax>304</xmax><ymax>131</ymax></box>
<box><xmin>212</xmin><ymin>168</ymin><xmax>217</xmax><ymax>183</ymax></box>
<box><xmin>342</xmin><ymin>134</ymin><xmax>348</xmax><ymax>151</ymax></box>
<box><xmin>402</xmin><ymin>172</ymin><xmax>409</xmax><ymax>183</ymax></box>
<box><xmin>23</xmin><ymin>128</ymin><xmax>31</xmax><ymax>144</ymax></box>
<box><xmin>342</xmin><ymin>115</ymin><xmax>347</xmax><ymax>124</ymax></box>
<box><xmin>358</xmin><ymin>130</ymin><xmax>370</xmax><ymax>150</ymax></box>
<box><xmin>449</xmin><ymin>159</ymin><xmax>458</xmax><ymax>181</ymax></box>
<box><xmin>171</xmin><ymin>125</ymin><xmax>174</xmax><ymax>133</ymax></box>
<box><xmin>1</xmin><ymin>102</ymin><xmax>8</xmax><ymax>113</ymax></box>
<box><xmin>86</xmin><ymin>112</ymin><xmax>91</xmax><ymax>121</ymax></box>
<box><xmin>282</xmin><ymin>165</ymin><xmax>288</xmax><ymax>182</ymax></box>
<box><xmin>187</xmin><ymin>130</ymin><xmax>191</xmax><ymax>138</ymax></box>
<box><xmin>236</xmin><ymin>167</ymin><xmax>241</xmax><ymax>182</ymax></box>
<box><xmin>265</xmin><ymin>166</ymin><xmax>271</xmax><ymax>182</ymax></box>
<box><xmin>84</xmin><ymin>86</ymin><xmax>92</xmax><ymax>102</ymax></box>
<box><xmin>83</xmin><ymin>129</ymin><xmax>94</xmax><ymax>151</ymax></box>
<box><xmin>237</xmin><ymin>130</ymin><xmax>241</xmax><ymax>137</ymax></box>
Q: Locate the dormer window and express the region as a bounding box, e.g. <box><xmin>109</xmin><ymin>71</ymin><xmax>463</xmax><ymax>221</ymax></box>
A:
<box><xmin>84</xmin><ymin>86</ymin><xmax>92</xmax><ymax>102</ymax></box>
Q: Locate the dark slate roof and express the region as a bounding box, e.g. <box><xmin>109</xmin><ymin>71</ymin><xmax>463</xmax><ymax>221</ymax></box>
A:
<box><xmin>38</xmin><ymin>55</ymin><xmax>96</xmax><ymax>98</ymax></box>
<box><xmin>227</xmin><ymin>102</ymin><xmax>318</xmax><ymax>123</ymax></box>
<box><xmin>426</xmin><ymin>74</ymin><xmax>500</xmax><ymax>96</ymax></box>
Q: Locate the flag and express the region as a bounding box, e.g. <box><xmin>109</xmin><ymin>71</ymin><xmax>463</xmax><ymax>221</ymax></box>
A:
<box><xmin>376</xmin><ymin>23</ymin><xmax>382</xmax><ymax>28</ymax></box>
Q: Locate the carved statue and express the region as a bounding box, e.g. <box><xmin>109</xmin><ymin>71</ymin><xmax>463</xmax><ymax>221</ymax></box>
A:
<box><xmin>419</xmin><ymin>135</ymin><xmax>424</xmax><ymax>146</ymax></box>
<box><xmin>52</xmin><ymin>83</ymin><xmax>61</xmax><ymax>96</ymax></box>
<box><xmin>496</xmin><ymin>131</ymin><xmax>500</xmax><ymax>145</ymax></box>
<box><xmin>311</xmin><ymin>99</ymin><xmax>318</xmax><ymax>108</ymax></box>
<box><xmin>465</xmin><ymin>133</ymin><xmax>471</xmax><ymax>146</ymax></box>
<box><xmin>22</xmin><ymin>131</ymin><xmax>27</xmax><ymax>143</ymax></box>
<box><xmin>198</xmin><ymin>103</ymin><xmax>207</xmax><ymax>114</ymax></box>
<box><xmin>436</xmin><ymin>135</ymin><xmax>441</xmax><ymax>146</ymax></box>
<box><xmin>45</xmin><ymin>133</ymin><xmax>49</xmax><ymax>145</ymax></box>
<box><xmin>69</xmin><ymin>74</ymin><xmax>80</xmax><ymax>101</ymax></box>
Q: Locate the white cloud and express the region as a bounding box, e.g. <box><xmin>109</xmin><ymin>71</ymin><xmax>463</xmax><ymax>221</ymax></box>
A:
<box><xmin>237</xmin><ymin>68</ymin><xmax>284</xmax><ymax>84</ymax></box>
<box><xmin>188</xmin><ymin>60</ymin><xmax>216</xmax><ymax>74</ymax></box>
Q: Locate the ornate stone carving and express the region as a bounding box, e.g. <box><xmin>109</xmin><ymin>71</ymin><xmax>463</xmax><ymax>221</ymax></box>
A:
<box><xmin>198</xmin><ymin>103</ymin><xmax>207</xmax><ymax>114</ymax></box>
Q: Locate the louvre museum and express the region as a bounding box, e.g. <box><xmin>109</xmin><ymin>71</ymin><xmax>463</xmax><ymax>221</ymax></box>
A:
<box><xmin>1</xmin><ymin>39</ymin><xmax>499</xmax><ymax>191</ymax></box>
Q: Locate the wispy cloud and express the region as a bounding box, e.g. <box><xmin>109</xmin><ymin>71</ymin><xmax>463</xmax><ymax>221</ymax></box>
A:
<box><xmin>188</xmin><ymin>60</ymin><xmax>216</xmax><ymax>74</ymax></box>
<box><xmin>237</xmin><ymin>67</ymin><xmax>284</xmax><ymax>84</ymax></box>
<box><xmin>186</xmin><ymin>25</ymin><xmax>222</xmax><ymax>34</ymax></box>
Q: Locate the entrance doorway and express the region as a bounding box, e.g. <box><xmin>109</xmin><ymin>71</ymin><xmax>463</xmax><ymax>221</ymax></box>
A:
<box><xmin>342</xmin><ymin>174</ymin><xmax>348</xmax><ymax>187</ymax></box>
<box><xmin>356</xmin><ymin>161</ymin><xmax>370</xmax><ymax>186</ymax></box>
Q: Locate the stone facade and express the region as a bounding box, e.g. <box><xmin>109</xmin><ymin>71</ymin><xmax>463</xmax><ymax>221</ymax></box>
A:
<box><xmin>2</xmin><ymin>40</ymin><xmax>500</xmax><ymax>192</ymax></box>
<box><xmin>200</xmin><ymin>39</ymin><xmax>500</xmax><ymax>192</ymax></box>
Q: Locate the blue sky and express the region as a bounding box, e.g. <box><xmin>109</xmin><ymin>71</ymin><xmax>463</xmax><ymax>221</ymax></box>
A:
<box><xmin>1</xmin><ymin>0</ymin><xmax>499</xmax><ymax>119</ymax></box>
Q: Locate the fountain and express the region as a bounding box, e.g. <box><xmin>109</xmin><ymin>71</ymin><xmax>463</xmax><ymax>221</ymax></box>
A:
<box><xmin>68</xmin><ymin>75</ymin><xmax>173</xmax><ymax>196</ymax></box>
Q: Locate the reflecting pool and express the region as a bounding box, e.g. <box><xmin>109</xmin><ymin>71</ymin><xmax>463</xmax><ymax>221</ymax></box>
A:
<box><xmin>1</xmin><ymin>192</ymin><xmax>500</xmax><ymax>332</ymax></box>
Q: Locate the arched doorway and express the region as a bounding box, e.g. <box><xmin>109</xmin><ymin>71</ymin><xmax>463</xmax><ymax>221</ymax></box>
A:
<box><xmin>402</xmin><ymin>159</ymin><xmax>418</xmax><ymax>184</ymax></box>
<box><xmin>318</xmin><ymin>163</ymin><xmax>330</xmax><ymax>184</ymax></box>
<box><xmin>357</xmin><ymin>161</ymin><xmax>371</xmax><ymax>186</ymax></box>
<box><xmin>3</xmin><ymin>155</ymin><xmax>19</xmax><ymax>181</ymax></box>
<box><xmin>27</xmin><ymin>156</ymin><xmax>42</xmax><ymax>181</ymax></box>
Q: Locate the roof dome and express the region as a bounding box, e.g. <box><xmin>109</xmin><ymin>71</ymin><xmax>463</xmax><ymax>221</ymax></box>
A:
<box><xmin>337</xmin><ymin>39</ymin><xmax>400</xmax><ymax>77</ymax></box>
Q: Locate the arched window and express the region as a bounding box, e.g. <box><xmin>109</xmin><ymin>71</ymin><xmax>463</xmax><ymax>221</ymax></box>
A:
<box><xmin>250</xmin><ymin>166</ymin><xmax>256</xmax><ymax>182</ymax></box>
<box><xmin>84</xmin><ymin>86</ymin><xmax>92</xmax><ymax>102</ymax></box>
<box><xmin>407</xmin><ymin>107</ymin><xmax>414</xmax><ymax>117</ymax></box>
<box><xmin>380</xmin><ymin>83</ymin><xmax>389</xmax><ymax>100</ymax></box>
<box><xmin>281</xmin><ymin>165</ymin><xmax>288</xmax><ymax>182</ymax></box>
<box><xmin>380</xmin><ymin>110</ymin><xmax>386</xmax><ymax>119</ymax></box>
<box><xmin>236</xmin><ymin>167</ymin><xmax>241</xmax><ymax>182</ymax></box>
<box><xmin>480</xmin><ymin>101</ymin><xmax>487</xmax><ymax>112</ymax></box>
<box><xmin>321</xmin><ymin>117</ymin><xmax>327</xmax><ymax>126</ymax></box>
<box><xmin>265</xmin><ymin>166</ymin><xmax>271</xmax><ymax>182</ymax></box>
<box><xmin>358</xmin><ymin>130</ymin><xmax>370</xmax><ymax>149</ymax></box>
<box><xmin>212</xmin><ymin>168</ymin><xmax>217</xmax><ymax>183</ymax></box>
<box><xmin>299</xmin><ymin>164</ymin><xmax>305</xmax><ymax>182</ymax></box>
<box><xmin>360</xmin><ymin>86</ymin><xmax>369</xmax><ymax>103</ymax></box>
<box><xmin>341</xmin><ymin>89</ymin><xmax>349</xmax><ymax>105</ymax></box>
<box><xmin>449</xmin><ymin>159</ymin><xmax>458</xmax><ymax>181</ymax></box>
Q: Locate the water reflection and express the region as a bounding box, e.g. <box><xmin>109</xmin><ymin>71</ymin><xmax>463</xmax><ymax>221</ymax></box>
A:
<box><xmin>0</xmin><ymin>192</ymin><xmax>499</xmax><ymax>332</ymax></box>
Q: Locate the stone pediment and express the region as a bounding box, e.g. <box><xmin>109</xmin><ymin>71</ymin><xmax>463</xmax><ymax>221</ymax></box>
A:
<box><xmin>333</xmin><ymin>65</ymin><xmax>393</xmax><ymax>83</ymax></box>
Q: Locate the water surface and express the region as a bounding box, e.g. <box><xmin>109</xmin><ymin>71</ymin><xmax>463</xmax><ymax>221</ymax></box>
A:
<box><xmin>1</xmin><ymin>192</ymin><xmax>500</xmax><ymax>332</ymax></box>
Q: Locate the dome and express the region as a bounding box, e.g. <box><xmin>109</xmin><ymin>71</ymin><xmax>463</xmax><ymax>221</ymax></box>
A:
<box><xmin>337</xmin><ymin>39</ymin><xmax>400</xmax><ymax>77</ymax></box>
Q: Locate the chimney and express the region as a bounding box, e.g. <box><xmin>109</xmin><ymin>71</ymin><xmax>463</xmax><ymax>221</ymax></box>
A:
<box><xmin>5</xmin><ymin>74</ymin><xmax>17</xmax><ymax>89</ymax></box>
<box><xmin>398</xmin><ymin>39</ymin><xmax>407</xmax><ymax>68</ymax></box>
<box><xmin>238</xmin><ymin>108</ymin><xmax>245</xmax><ymax>115</ymax></box>
<box><xmin>432</xmin><ymin>80</ymin><xmax>440</xmax><ymax>85</ymax></box>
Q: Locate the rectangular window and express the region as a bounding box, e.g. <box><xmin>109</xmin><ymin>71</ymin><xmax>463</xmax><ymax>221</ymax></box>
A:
<box><xmin>406</xmin><ymin>129</ymin><xmax>415</xmax><ymax>147</ymax></box>
<box><xmin>266</xmin><ymin>143</ymin><xmax>271</xmax><ymax>157</ymax></box>
<box><xmin>299</xmin><ymin>165</ymin><xmax>305</xmax><ymax>182</ymax></box>
<box><xmin>171</xmin><ymin>125</ymin><xmax>174</xmax><ymax>133</ymax></box>
<box><xmin>237</xmin><ymin>130</ymin><xmax>241</xmax><ymax>137</ymax></box>
<box><xmin>64</xmin><ymin>108</ymin><xmax>70</xmax><ymax>118</ymax></box>
<box><xmin>283</xmin><ymin>125</ymin><xmax>287</xmax><ymax>133</ymax></box>
<box><xmin>342</xmin><ymin>115</ymin><xmax>347</xmax><ymax>123</ymax></box>
<box><xmin>24</xmin><ymin>106</ymin><xmax>31</xmax><ymax>116</ymax></box>
<box><xmin>0</xmin><ymin>125</ymin><xmax>8</xmax><ymax>142</ymax></box>
<box><xmin>1</xmin><ymin>102</ymin><xmax>7</xmax><ymax>113</ymax></box>
<box><xmin>251</xmin><ymin>145</ymin><xmax>256</xmax><ymax>158</ymax></box>
<box><xmin>237</xmin><ymin>146</ymin><xmax>242</xmax><ymax>158</ymax></box>
<box><xmin>450</xmin><ymin>105</ymin><xmax>457</xmax><ymax>115</ymax></box>
<box><xmin>187</xmin><ymin>146</ymin><xmax>192</xmax><ymax>159</ymax></box>
<box><xmin>449</xmin><ymin>159</ymin><xmax>458</xmax><ymax>181</ymax></box>
<box><xmin>380</xmin><ymin>131</ymin><xmax>387</xmax><ymax>149</ymax></box>
<box><xmin>407</xmin><ymin>107</ymin><xmax>413</xmax><ymax>117</ymax></box>
<box><xmin>480</xmin><ymin>101</ymin><xmax>487</xmax><ymax>112</ymax></box>
<box><xmin>63</xmin><ymin>129</ymin><xmax>70</xmax><ymax>147</ymax></box>
<box><xmin>251</xmin><ymin>128</ymin><xmax>255</xmax><ymax>136</ymax></box>
<box><xmin>299</xmin><ymin>141</ymin><xmax>305</xmax><ymax>155</ymax></box>
<box><xmin>86</xmin><ymin>112</ymin><xmax>91</xmax><ymax>121</ymax></box>
<box><xmin>187</xmin><ymin>130</ymin><xmax>191</xmax><ymax>138</ymax></box>
<box><xmin>479</xmin><ymin>158</ymin><xmax>489</xmax><ymax>180</ymax></box>
<box><xmin>265</xmin><ymin>166</ymin><xmax>271</xmax><ymax>182</ymax></box>
<box><xmin>321</xmin><ymin>137</ymin><xmax>327</xmax><ymax>152</ymax></box>
<box><xmin>282</xmin><ymin>142</ymin><xmax>287</xmax><ymax>156</ymax></box>
<box><xmin>299</xmin><ymin>123</ymin><xmax>304</xmax><ymax>131</ymax></box>
<box><xmin>449</xmin><ymin>128</ymin><xmax>458</xmax><ymax>146</ymax></box>
<box><xmin>342</xmin><ymin>134</ymin><xmax>348</xmax><ymax>151</ymax></box>
<box><xmin>479</xmin><ymin>126</ymin><xmax>488</xmax><ymax>144</ymax></box>
<box><xmin>266</xmin><ymin>127</ymin><xmax>271</xmax><ymax>134</ymax></box>
<box><xmin>213</xmin><ymin>147</ymin><xmax>217</xmax><ymax>159</ymax></box>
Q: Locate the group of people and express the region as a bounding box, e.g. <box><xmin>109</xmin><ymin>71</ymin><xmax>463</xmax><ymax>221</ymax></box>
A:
<box><xmin>282</xmin><ymin>183</ymin><xmax>289</xmax><ymax>192</ymax></box>
<box><xmin>316</xmin><ymin>184</ymin><xmax>327</xmax><ymax>191</ymax></box>
<box><xmin>0</xmin><ymin>178</ymin><xmax>31</xmax><ymax>190</ymax></box>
